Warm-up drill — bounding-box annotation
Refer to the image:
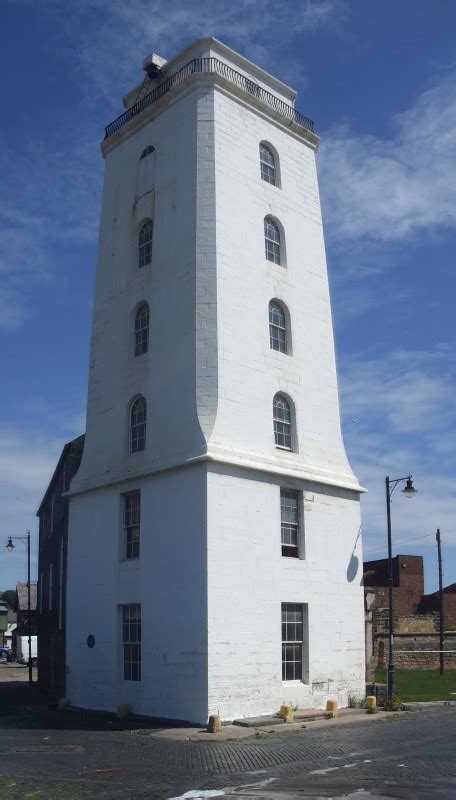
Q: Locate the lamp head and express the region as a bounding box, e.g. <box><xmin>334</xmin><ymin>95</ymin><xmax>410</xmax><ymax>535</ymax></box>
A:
<box><xmin>402</xmin><ymin>476</ymin><xmax>417</xmax><ymax>498</ymax></box>
<box><xmin>5</xmin><ymin>537</ymin><xmax>14</xmax><ymax>552</ymax></box>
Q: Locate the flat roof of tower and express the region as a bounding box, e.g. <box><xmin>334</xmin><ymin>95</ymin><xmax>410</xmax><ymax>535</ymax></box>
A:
<box><xmin>108</xmin><ymin>36</ymin><xmax>315</xmax><ymax>145</ymax></box>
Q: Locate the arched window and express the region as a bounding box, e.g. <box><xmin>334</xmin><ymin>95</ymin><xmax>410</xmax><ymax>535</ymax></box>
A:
<box><xmin>140</xmin><ymin>145</ymin><xmax>155</xmax><ymax>160</ymax></box>
<box><xmin>273</xmin><ymin>394</ymin><xmax>292</xmax><ymax>450</ymax></box>
<box><xmin>269</xmin><ymin>301</ymin><xmax>287</xmax><ymax>353</ymax></box>
<box><xmin>264</xmin><ymin>217</ymin><xmax>281</xmax><ymax>264</ymax></box>
<box><xmin>260</xmin><ymin>143</ymin><xmax>276</xmax><ymax>185</ymax></box>
<box><xmin>136</xmin><ymin>145</ymin><xmax>155</xmax><ymax>198</ymax></box>
<box><xmin>130</xmin><ymin>396</ymin><xmax>147</xmax><ymax>453</ymax></box>
<box><xmin>138</xmin><ymin>220</ymin><xmax>153</xmax><ymax>268</ymax></box>
<box><xmin>134</xmin><ymin>303</ymin><xmax>149</xmax><ymax>356</ymax></box>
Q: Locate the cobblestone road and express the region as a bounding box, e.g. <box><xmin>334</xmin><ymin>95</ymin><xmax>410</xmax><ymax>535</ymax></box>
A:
<box><xmin>0</xmin><ymin>666</ymin><xmax>455</xmax><ymax>798</ymax></box>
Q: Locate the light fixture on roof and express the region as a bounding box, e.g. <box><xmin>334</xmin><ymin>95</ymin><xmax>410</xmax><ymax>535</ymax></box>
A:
<box><xmin>143</xmin><ymin>53</ymin><xmax>167</xmax><ymax>79</ymax></box>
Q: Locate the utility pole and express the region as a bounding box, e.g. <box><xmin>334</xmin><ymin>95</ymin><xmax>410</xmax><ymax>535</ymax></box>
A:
<box><xmin>385</xmin><ymin>476</ymin><xmax>395</xmax><ymax>699</ymax></box>
<box><xmin>27</xmin><ymin>530</ymin><xmax>32</xmax><ymax>687</ymax></box>
<box><xmin>436</xmin><ymin>529</ymin><xmax>444</xmax><ymax>675</ymax></box>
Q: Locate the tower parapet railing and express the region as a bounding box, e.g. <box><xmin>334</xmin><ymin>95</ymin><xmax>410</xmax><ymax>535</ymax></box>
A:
<box><xmin>104</xmin><ymin>57</ymin><xmax>315</xmax><ymax>139</ymax></box>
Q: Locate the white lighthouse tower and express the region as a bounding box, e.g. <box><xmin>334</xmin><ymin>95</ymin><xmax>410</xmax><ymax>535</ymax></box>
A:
<box><xmin>66</xmin><ymin>37</ymin><xmax>365</xmax><ymax>723</ymax></box>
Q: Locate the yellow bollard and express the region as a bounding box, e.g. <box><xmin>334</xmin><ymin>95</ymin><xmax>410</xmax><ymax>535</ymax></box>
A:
<box><xmin>279</xmin><ymin>704</ymin><xmax>294</xmax><ymax>723</ymax></box>
<box><xmin>207</xmin><ymin>714</ymin><xmax>222</xmax><ymax>733</ymax></box>
<box><xmin>365</xmin><ymin>695</ymin><xmax>377</xmax><ymax>711</ymax></box>
<box><xmin>326</xmin><ymin>700</ymin><xmax>338</xmax><ymax>718</ymax></box>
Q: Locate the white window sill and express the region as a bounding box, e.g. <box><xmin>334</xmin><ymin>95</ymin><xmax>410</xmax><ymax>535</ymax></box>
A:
<box><xmin>281</xmin><ymin>555</ymin><xmax>304</xmax><ymax>561</ymax></box>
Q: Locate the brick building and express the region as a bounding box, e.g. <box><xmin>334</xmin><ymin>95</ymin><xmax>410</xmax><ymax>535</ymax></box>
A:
<box><xmin>363</xmin><ymin>555</ymin><xmax>424</xmax><ymax>615</ymax></box>
<box><xmin>37</xmin><ymin>435</ymin><xmax>84</xmax><ymax>696</ymax></box>
<box><xmin>15</xmin><ymin>582</ymin><xmax>37</xmax><ymax>632</ymax></box>
<box><xmin>418</xmin><ymin>583</ymin><xmax>456</xmax><ymax>628</ymax></box>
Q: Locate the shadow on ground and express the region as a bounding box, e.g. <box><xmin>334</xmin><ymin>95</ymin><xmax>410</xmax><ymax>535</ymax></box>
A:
<box><xmin>0</xmin><ymin>665</ymin><xmax>172</xmax><ymax>733</ymax></box>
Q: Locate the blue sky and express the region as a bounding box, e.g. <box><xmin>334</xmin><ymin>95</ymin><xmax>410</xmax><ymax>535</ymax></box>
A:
<box><xmin>1</xmin><ymin>0</ymin><xmax>455</xmax><ymax>592</ymax></box>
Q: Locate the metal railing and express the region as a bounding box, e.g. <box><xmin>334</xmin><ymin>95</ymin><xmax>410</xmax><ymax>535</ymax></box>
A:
<box><xmin>105</xmin><ymin>57</ymin><xmax>315</xmax><ymax>139</ymax></box>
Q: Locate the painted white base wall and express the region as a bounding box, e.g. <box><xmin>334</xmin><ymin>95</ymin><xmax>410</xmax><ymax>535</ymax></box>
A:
<box><xmin>66</xmin><ymin>462</ymin><xmax>365</xmax><ymax>724</ymax></box>
<box><xmin>66</xmin><ymin>464</ymin><xmax>208</xmax><ymax>724</ymax></box>
<box><xmin>207</xmin><ymin>466</ymin><xmax>365</xmax><ymax>721</ymax></box>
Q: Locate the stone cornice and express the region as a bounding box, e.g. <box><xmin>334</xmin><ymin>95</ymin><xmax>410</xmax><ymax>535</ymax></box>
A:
<box><xmin>67</xmin><ymin>446</ymin><xmax>364</xmax><ymax>499</ymax></box>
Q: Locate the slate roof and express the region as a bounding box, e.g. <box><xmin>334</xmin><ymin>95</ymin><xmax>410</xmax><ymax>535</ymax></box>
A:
<box><xmin>37</xmin><ymin>434</ymin><xmax>85</xmax><ymax>515</ymax></box>
<box><xmin>421</xmin><ymin>582</ymin><xmax>456</xmax><ymax>601</ymax></box>
<box><xmin>16</xmin><ymin>582</ymin><xmax>37</xmax><ymax>612</ymax></box>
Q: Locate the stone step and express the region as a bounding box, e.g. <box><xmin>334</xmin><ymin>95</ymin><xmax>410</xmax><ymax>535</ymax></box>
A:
<box><xmin>233</xmin><ymin>708</ymin><xmax>328</xmax><ymax>728</ymax></box>
<box><xmin>233</xmin><ymin>715</ymin><xmax>284</xmax><ymax>728</ymax></box>
<box><xmin>294</xmin><ymin>708</ymin><xmax>328</xmax><ymax>721</ymax></box>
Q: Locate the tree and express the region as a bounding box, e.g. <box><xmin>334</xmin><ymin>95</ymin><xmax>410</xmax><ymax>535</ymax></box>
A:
<box><xmin>1</xmin><ymin>590</ymin><xmax>16</xmax><ymax>610</ymax></box>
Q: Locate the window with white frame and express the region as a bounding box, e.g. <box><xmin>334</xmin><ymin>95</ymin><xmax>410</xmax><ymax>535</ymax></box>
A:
<box><xmin>264</xmin><ymin>217</ymin><xmax>281</xmax><ymax>264</ymax></box>
<box><xmin>282</xmin><ymin>603</ymin><xmax>304</xmax><ymax>681</ymax></box>
<box><xmin>138</xmin><ymin>220</ymin><xmax>153</xmax><ymax>268</ymax></box>
<box><xmin>123</xmin><ymin>491</ymin><xmax>140</xmax><ymax>559</ymax></box>
<box><xmin>281</xmin><ymin>489</ymin><xmax>300</xmax><ymax>557</ymax></box>
<box><xmin>130</xmin><ymin>396</ymin><xmax>147</xmax><ymax>453</ymax></box>
<box><xmin>273</xmin><ymin>394</ymin><xmax>292</xmax><ymax>449</ymax></box>
<box><xmin>122</xmin><ymin>603</ymin><xmax>141</xmax><ymax>681</ymax></box>
<box><xmin>260</xmin><ymin>143</ymin><xmax>276</xmax><ymax>185</ymax></box>
<box><xmin>269</xmin><ymin>301</ymin><xmax>287</xmax><ymax>353</ymax></box>
<box><xmin>134</xmin><ymin>303</ymin><xmax>149</xmax><ymax>357</ymax></box>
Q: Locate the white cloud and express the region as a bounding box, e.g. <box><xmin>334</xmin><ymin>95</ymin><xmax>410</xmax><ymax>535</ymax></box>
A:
<box><xmin>319</xmin><ymin>70</ymin><xmax>456</xmax><ymax>242</ymax></box>
<box><xmin>0</xmin><ymin>134</ymin><xmax>101</xmax><ymax>329</ymax></box>
<box><xmin>342</xmin><ymin>348</ymin><xmax>456</xmax><ymax>437</ymax></box>
<box><xmin>41</xmin><ymin>0</ymin><xmax>347</xmax><ymax>105</ymax></box>
<box><xmin>340</xmin><ymin>345</ymin><xmax>456</xmax><ymax>583</ymax></box>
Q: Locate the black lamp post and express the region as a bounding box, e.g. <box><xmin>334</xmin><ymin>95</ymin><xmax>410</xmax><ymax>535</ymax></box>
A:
<box><xmin>5</xmin><ymin>532</ymin><xmax>33</xmax><ymax>687</ymax></box>
<box><xmin>385</xmin><ymin>475</ymin><xmax>417</xmax><ymax>700</ymax></box>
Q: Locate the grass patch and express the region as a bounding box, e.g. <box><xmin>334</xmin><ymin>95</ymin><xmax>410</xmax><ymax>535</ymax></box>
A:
<box><xmin>375</xmin><ymin>668</ymin><xmax>456</xmax><ymax>701</ymax></box>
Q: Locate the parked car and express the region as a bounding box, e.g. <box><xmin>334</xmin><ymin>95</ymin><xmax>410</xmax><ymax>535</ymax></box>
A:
<box><xmin>0</xmin><ymin>646</ymin><xmax>12</xmax><ymax>661</ymax></box>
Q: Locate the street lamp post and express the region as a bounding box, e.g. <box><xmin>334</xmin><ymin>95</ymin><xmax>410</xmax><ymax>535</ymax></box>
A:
<box><xmin>385</xmin><ymin>475</ymin><xmax>417</xmax><ymax>700</ymax></box>
<box><xmin>5</xmin><ymin>532</ymin><xmax>33</xmax><ymax>687</ymax></box>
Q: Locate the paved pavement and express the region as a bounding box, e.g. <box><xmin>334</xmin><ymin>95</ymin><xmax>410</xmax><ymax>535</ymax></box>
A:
<box><xmin>0</xmin><ymin>663</ymin><xmax>455</xmax><ymax>799</ymax></box>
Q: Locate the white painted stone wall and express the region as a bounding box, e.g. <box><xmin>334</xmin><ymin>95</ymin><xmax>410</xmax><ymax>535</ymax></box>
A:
<box><xmin>207</xmin><ymin>466</ymin><xmax>365</xmax><ymax>721</ymax></box>
<box><xmin>67</xmin><ymin>464</ymin><xmax>208</xmax><ymax>723</ymax></box>
<box><xmin>207</xmin><ymin>86</ymin><xmax>354</xmax><ymax>484</ymax></box>
<box><xmin>66</xmin><ymin>36</ymin><xmax>365</xmax><ymax>725</ymax></box>
<box><xmin>71</xmin><ymin>86</ymin><xmax>208</xmax><ymax>496</ymax></box>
